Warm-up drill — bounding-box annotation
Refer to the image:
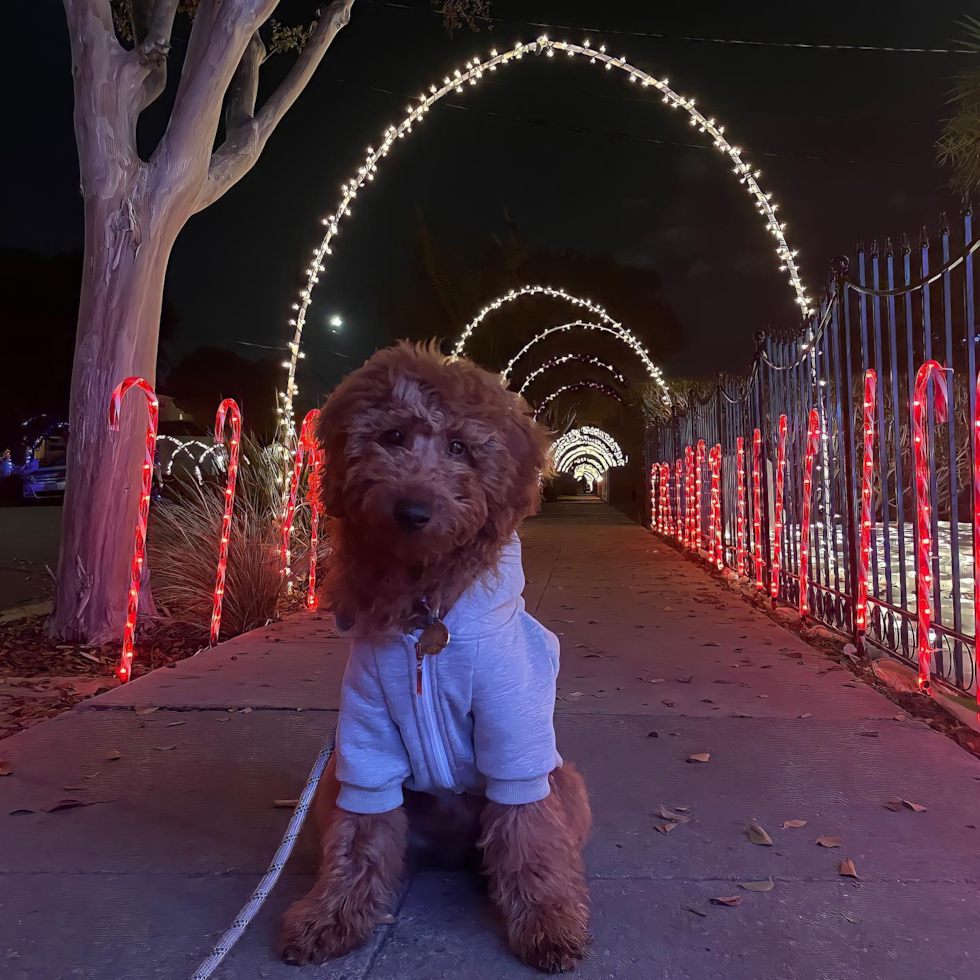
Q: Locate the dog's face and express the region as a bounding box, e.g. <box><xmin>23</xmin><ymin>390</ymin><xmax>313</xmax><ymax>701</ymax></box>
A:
<box><xmin>318</xmin><ymin>342</ymin><xmax>549</xmax><ymax>563</ymax></box>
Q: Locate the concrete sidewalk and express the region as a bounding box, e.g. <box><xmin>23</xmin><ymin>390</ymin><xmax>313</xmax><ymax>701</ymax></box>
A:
<box><xmin>1</xmin><ymin>498</ymin><xmax>978</xmax><ymax>979</ymax></box>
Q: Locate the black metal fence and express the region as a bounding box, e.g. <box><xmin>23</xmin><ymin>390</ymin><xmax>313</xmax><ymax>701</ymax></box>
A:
<box><xmin>646</xmin><ymin>210</ymin><xmax>979</xmax><ymax>701</ymax></box>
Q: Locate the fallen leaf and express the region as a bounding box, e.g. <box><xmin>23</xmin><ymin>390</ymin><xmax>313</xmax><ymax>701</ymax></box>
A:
<box><xmin>655</xmin><ymin>822</ymin><xmax>678</xmax><ymax>835</ymax></box>
<box><xmin>782</xmin><ymin>819</ymin><xmax>808</xmax><ymax>829</ymax></box>
<box><xmin>105</xmin><ymin>750</ymin><xmax>122</xmax><ymax>761</ymax></box>
<box><xmin>700</xmin><ymin>698</ymin><xmax>715</xmax><ymax>704</ymax></box>
<box><xmin>747</xmin><ymin>822</ymin><xmax>773</xmax><ymax>846</ymax></box>
<box><xmin>682</xmin><ymin>905</ymin><xmax>708</xmax><ymax>917</ymax></box>
<box><xmin>135</xmin><ymin>706</ymin><xmax>158</xmax><ymax>716</ymax></box>
<box><xmin>41</xmin><ymin>798</ymin><xmax>93</xmax><ymax>813</ymax></box>
<box><xmin>240</xmin><ymin>706</ymin><xmax>253</xmax><ymax>714</ymax></box>
<box><xmin>858</xmin><ymin>731</ymin><xmax>879</xmax><ymax>738</ymax></box>
<box><xmin>84</xmin><ymin>772</ymin><xmax>101</xmax><ymax>779</ymax></box>
<box><xmin>838</xmin><ymin>858</ymin><xmax>859</xmax><ymax>878</ymax></box>
<box><xmin>662</xmin><ymin>700</ymin><xmax>675</xmax><ymax>708</ymax></box>
<box><xmin>799</xmin><ymin>712</ymin><xmax>813</xmax><ymax>719</ymax></box>
<box><xmin>687</xmin><ymin>753</ymin><xmax>711</xmax><ymax>763</ymax></box>
<box><xmin>647</xmin><ymin>678</ymin><xmax>667</xmax><ymax>684</ymax></box>
<box><xmin>10</xmin><ymin>808</ymin><xmax>35</xmax><ymax>816</ymax></box>
<box><xmin>816</xmin><ymin>836</ymin><xmax>843</xmax><ymax>848</ymax></box>
<box><xmin>710</xmin><ymin>895</ymin><xmax>742</xmax><ymax>907</ymax></box>
<box><xmin>153</xmin><ymin>744</ymin><xmax>178</xmax><ymax>752</ymax></box>
<box><xmin>216</xmin><ymin>716</ymin><xmax>232</xmax><ymax>722</ymax></box>
<box><xmin>78</xmin><ymin>651</ymin><xmax>101</xmax><ymax>664</ymax></box>
<box><xmin>0</xmin><ymin>762</ymin><xmax>11</xmax><ymax>777</ymax></box>
<box><xmin>740</xmin><ymin>879</ymin><xmax>775</xmax><ymax>892</ymax></box>
<box><xmin>167</xmin><ymin>721</ymin><xmax>186</xmax><ymax>728</ymax></box>
<box><xmin>274</xmin><ymin>799</ymin><xmax>299</xmax><ymax>808</ymax></box>
<box><xmin>63</xmin><ymin>785</ymin><xmax>87</xmax><ymax>792</ymax></box>
<box><xmin>701</xmin><ymin>642</ymin><xmax>720</xmax><ymax>648</ymax></box>
<box><xmin>659</xmin><ymin>805</ymin><xmax>692</xmax><ymax>824</ymax></box>
<box><xmin>893</xmin><ymin>713</ymin><xmax>907</xmax><ymax>722</ymax></box>
<box><xmin>883</xmin><ymin>797</ymin><xmax>927</xmax><ymax>813</ymax></box>
<box><xmin>677</xmin><ymin>676</ymin><xmax>694</xmax><ymax>684</ymax></box>
<box><xmin>646</xmin><ymin>731</ymin><xmax>659</xmax><ymax>738</ymax></box>
<box><xmin>842</xmin><ymin>912</ymin><xmax>859</xmax><ymax>924</ymax></box>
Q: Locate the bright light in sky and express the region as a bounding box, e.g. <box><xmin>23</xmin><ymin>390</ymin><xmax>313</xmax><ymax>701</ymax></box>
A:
<box><xmin>329</xmin><ymin>314</ymin><xmax>343</xmax><ymax>329</ymax></box>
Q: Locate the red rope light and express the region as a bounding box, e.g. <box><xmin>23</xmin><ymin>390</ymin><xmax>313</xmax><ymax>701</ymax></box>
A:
<box><xmin>675</xmin><ymin>459</ymin><xmax>683</xmax><ymax>543</ymax></box>
<box><xmin>650</xmin><ymin>463</ymin><xmax>658</xmax><ymax>531</ymax></box>
<box><xmin>752</xmin><ymin>428</ymin><xmax>764</xmax><ymax>590</ymax></box>
<box><xmin>799</xmin><ymin>409</ymin><xmax>821</xmax><ymax>616</ymax></box>
<box><xmin>107</xmin><ymin>377</ymin><xmax>159</xmax><ymax>682</ymax></box>
<box><xmin>770</xmin><ymin>415</ymin><xmax>788</xmax><ymax>598</ymax></box>
<box><xmin>912</xmin><ymin>360</ymin><xmax>950</xmax><ymax>694</ymax></box>
<box><xmin>661</xmin><ymin>462</ymin><xmax>672</xmax><ymax>536</ymax></box>
<box><xmin>736</xmin><ymin>436</ymin><xmax>747</xmax><ymax>576</ymax></box>
<box><xmin>280</xmin><ymin>410</ymin><xmax>322</xmax><ymax>584</ymax></box>
<box><xmin>684</xmin><ymin>446</ymin><xmax>695</xmax><ymax>549</ymax></box>
<box><xmin>856</xmin><ymin>370</ymin><xmax>877</xmax><ymax>634</ymax></box>
<box><xmin>974</xmin><ymin>374</ymin><xmax>980</xmax><ymax>725</ymax></box>
<box><xmin>305</xmin><ymin>440</ymin><xmax>324</xmax><ymax>612</ymax></box>
<box><xmin>708</xmin><ymin>443</ymin><xmax>723</xmax><ymax>569</ymax></box>
<box><xmin>695</xmin><ymin>440</ymin><xmax>706</xmax><ymax>551</ymax></box>
<box><xmin>209</xmin><ymin>399</ymin><xmax>242</xmax><ymax>646</ymax></box>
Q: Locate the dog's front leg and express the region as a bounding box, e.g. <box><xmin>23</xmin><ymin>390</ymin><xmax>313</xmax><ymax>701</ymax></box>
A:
<box><xmin>280</xmin><ymin>758</ymin><xmax>407</xmax><ymax>965</ymax></box>
<box><xmin>479</xmin><ymin>765</ymin><xmax>591</xmax><ymax>973</ymax></box>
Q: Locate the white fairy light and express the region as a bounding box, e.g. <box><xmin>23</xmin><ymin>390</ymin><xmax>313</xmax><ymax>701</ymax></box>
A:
<box><xmin>550</xmin><ymin>426</ymin><xmax>627</xmax><ymax>473</ymax></box>
<box><xmin>456</xmin><ymin>290</ymin><xmax>666</xmax><ymax>397</ymax></box>
<box><xmin>501</xmin><ymin>319</ymin><xmax>658</xmax><ymax>385</ymax></box>
<box><xmin>278</xmin><ymin>35</ymin><xmax>809</xmax><ymax>441</ymax></box>
<box><xmin>532</xmin><ymin>380</ymin><xmax>623</xmax><ymax>420</ymax></box>
<box><xmin>517</xmin><ymin>352</ymin><xmax>628</xmax><ymax>396</ymax></box>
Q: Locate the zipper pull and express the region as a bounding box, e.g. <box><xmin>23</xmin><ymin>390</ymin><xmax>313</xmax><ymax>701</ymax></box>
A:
<box><xmin>415</xmin><ymin>641</ymin><xmax>424</xmax><ymax>696</ymax></box>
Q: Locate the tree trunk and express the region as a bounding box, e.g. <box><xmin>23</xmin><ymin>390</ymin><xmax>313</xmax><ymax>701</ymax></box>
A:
<box><xmin>48</xmin><ymin>186</ymin><xmax>181</xmax><ymax>642</ymax></box>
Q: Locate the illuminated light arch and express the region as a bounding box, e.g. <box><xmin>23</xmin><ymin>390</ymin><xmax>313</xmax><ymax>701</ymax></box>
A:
<box><xmin>533</xmin><ymin>381</ymin><xmax>623</xmax><ymax>420</ymax></box>
<box><xmin>550</xmin><ymin>426</ymin><xmax>626</xmax><ymax>473</ymax></box>
<box><xmin>573</xmin><ymin>462</ymin><xmax>603</xmax><ymax>490</ymax></box>
<box><xmin>281</xmin><ymin>35</ymin><xmax>810</xmax><ymax>434</ymax></box>
<box><xmin>563</xmin><ymin>451</ymin><xmax>611</xmax><ymax>476</ymax></box>
<box><xmin>455</xmin><ymin>290</ymin><xmax>665</xmax><ymax>394</ymax></box>
<box><xmin>503</xmin><ymin>321</ymin><xmax>651</xmax><ymax>384</ymax></box>
<box><xmin>556</xmin><ymin>445</ymin><xmax>618</xmax><ymax>473</ymax></box>
<box><xmin>518</xmin><ymin>353</ymin><xmax>628</xmax><ymax>396</ymax></box>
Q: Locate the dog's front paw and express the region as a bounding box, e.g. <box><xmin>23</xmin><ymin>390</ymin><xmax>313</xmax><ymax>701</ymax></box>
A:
<box><xmin>513</xmin><ymin>910</ymin><xmax>591</xmax><ymax>973</ymax></box>
<box><xmin>279</xmin><ymin>896</ymin><xmax>373</xmax><ymax>965</ymax></box>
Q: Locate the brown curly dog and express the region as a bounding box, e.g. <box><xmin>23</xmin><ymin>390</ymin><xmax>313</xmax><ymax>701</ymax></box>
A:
<box><xmin>279</xmin><ymin>342</ymin><xmax>591</xmax><ymax>973</ymax></box>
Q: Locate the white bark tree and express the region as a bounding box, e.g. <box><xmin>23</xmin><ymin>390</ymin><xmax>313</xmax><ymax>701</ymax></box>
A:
<box><xmin>53</xmin><ymin>0</ymin><xmax>489</xmax><ymax>643</ymax></box>
<box><xmin>53</xmin><ymin>0</ymin><xmax>360</xmax><ymax>643</ymax></box>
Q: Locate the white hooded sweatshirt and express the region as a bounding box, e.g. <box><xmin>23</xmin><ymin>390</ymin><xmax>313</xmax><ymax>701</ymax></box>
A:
<box><xmin>335</xmin><ymin>534</ymin><xmax>562</xmax><ymax>814</ymax></box>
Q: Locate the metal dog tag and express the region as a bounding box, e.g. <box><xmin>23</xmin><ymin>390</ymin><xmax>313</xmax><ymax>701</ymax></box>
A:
<box><xmin>418</xmin><ymin>620</ymin><xmax>450</xmax><ymax>656</ymax></box>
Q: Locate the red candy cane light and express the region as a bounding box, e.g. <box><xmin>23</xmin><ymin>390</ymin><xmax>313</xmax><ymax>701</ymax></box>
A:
<box><xmin>280</xmin><ymin>409</ymin><xmax>323</xmax><ymax>601</ymax></box>
<box><xmin>856</xmin><ymin>371</ymin><xmax>877</xmax><ymax>634</ymax></box>
<box><xmin>752</xmin><ymin>429</ymin><xmax>764</xmax><ymax>590</ymax></box>
<box><xmin>708</xmin><ymin>443</ymin><xmax>723</xmax><ymax>569</ymax></box>
<box><xmin>305</xmin><ymin>441</ymin><xmax>324</xmax><ymax>612</ymax></box>
<box><xmin>770</xmin><ymin>414</ymin><xmax>788</xmax><ymax>598</ymax></box>
<box><xmin>695</xmin><ymin>440</ymin><xmax>706</xmax><ymax>550</ymax></box>
<box><xmin>650</xmin><ymin>463</ymin><xmax>658</xmax><ymax>532</ymax></box>
<box><xmin>798</xmin><ymin>409</ymin><xmax>821</xmax><ymax>616</ymax></box>
<box><xmin>912</xmin><ymin>361</ymin><xmax>950</xmax><ymax>693</ymax></box>
<box><xmin>684</xmin><ymin>446</ymin><xmax>695</xmax><ymax>549</ymax></box>
<box><xmin>736</xmin><ymin>436</ymin><xmax>747</xmax><ymax>576</ymax></box>
<box><xmin>675</xmin><ymin>459</ymin><xmax>683</xmax><ymax>543</ymax></box>
<box><xmin>209</xmin><ymin>399</ymin><xmax>242</xmax><ymax>646</ymax></box>
<box><xmin>661</xmin><ymin>462</ymin><xmax>672</xmax><ymax>536</ymax></box>
<box><xmin>108</xmin><ymin>377</ymin><xmax>159</xmax><ymax>682</ymax></box>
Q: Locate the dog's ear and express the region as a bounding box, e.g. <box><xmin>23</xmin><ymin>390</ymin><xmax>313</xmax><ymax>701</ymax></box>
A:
<box><xmin>315</xmin><ymin>399</ymin><xmax>349</xmax><ymax>519</ymax></box>
<box><xmin>500</xmin><ymin>399</ymin><xmax>552</xmax><ymax>522</ymax></box>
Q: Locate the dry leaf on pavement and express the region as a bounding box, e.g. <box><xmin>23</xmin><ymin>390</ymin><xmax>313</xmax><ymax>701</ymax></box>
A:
<box><xmin>687</xmin><ymin>753</ymin><xmax>711</xmax><ymax>763</ymax></box>
<box><xmin>747</xmin><ymin>822</ymin><xmax>773</xmax><ymax>846</ymax></box>
<box><xmin>273</xmin><ymin>799</ymin><xmax>299</xmax><ymax>808</ymax></box>
<box><xmin>839</xmin><ymin>858</ymin><xmax>859</xmax><ymax>878</ymax></box>
<box><xmin>0</xmin><ymin>762</ymin><xmax>12</xmax><ymax>777</ymax></box>
<box><xmin>659</xmin><ymin>805</ymin><xmax>692</xmax><ymax>824</ymax></box>
<box><xmin>782</xmin><ymin>819</ymin><xmax>807</xmax><ymax>829</ymax></box>
<box><xmin>41</xmin><ymin>799</ymin><xmax>94</xmax><ymax>813</ymax></box>
<box><xmin>740</xmin><ymin>880</ymin><xmax>775</xmax><ymax>892</ymax></box>
<box><xmin>682</xmin><ymin>906</ymin><xmax>708</xmax><ymax>917</ymax></box>
<box><xmin>710</xmin><ymin>895</ymin><xmax>742</xmax><ymax>907</ymax></box>
<box><xmin>656</xmin><ymin>822</ymin><xmax>678</xmax><ymax>835</ymax></box>
<box><xmin>105</xmin><ymin>749</ymin><xmax>122</xmax><ymax>761</ymax></box>
<box><xmin>815</xmin><ymin>836</ymin><xmax>843</xmax><ymax>848</ymax></box>
<box><xmin>883</xmin><ymin>797</ymin><xmax>927</xmax><ymax>813</ymax></box>
<box><xmin>153</xmin><ymin>745</ymin><xmax>178</xmax><ymax>752</ymax></box>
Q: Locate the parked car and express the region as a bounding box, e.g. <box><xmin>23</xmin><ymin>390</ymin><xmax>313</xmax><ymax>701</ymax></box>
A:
<box><xmin>21</xmin><ymin>430</ymin><xmax>68</xmax><ymax>502</ymax></box>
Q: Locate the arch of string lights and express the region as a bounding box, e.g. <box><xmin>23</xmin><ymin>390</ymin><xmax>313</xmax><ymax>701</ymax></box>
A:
<box><xmin>502</xmin><ymin>320</ymin><xmax>651</xmax><ymax>384</ymax></box>
<box><xmin>518</xmin><ymin>353</ymin><xmax>628</xmax><ymax>396</ymax></box>
<box><xmin>281</xmin><ymin>34</ymin><xmax>810</xmax><ymax>437</ymax></box>
<box><xmin>456</xmin><ymin>290</ymin><xmax>666</xmax><ymax>396</ymax></box>
<box><xmin>533</xmin><ymin>380</ymin><xmax>623</xmax><ymax>419</ymax></box>
<box><xmin>550</xmin><ymin>426</ymin><xmax>626</xmax><ymax>473</ymax></box>
<box><xmin>573</xmin><ymin>462</ymin><xmax>603</xmax><ymax>489</ymax></box>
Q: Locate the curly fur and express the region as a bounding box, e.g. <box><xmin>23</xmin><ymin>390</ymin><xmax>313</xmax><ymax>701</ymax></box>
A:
<box><xmin>316</xmin><ymin>341</ymin><xmax>551</xmax><ymax>637</ymax></box>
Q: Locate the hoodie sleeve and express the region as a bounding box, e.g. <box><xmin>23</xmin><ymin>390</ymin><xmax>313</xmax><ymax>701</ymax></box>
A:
<box><xmin>471</xmin><ymin>611</ymin><xmax>561</xmax><ymax>805</ymax></box>
<box><xmin>335</xmin><ymin>644</ymin><xmax>412</xmax><ymax>814</ymax></box>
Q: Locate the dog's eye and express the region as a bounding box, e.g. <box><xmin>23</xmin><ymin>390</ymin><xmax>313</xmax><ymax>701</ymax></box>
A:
<box><xmin>447</xmin><ymin>440</ymin><xmax>467</xmax><ymax>457</ymax></box>
<box><xmin>381</xmin><ymin>429</ymin><xmax>404</xmax><ymax>447</ymax></box>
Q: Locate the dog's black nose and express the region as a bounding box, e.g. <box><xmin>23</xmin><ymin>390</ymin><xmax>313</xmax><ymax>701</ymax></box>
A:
<box><xmin>394</xmin><ymin>499</ymin><xmax>432</xmax><ymax>532</ymax></box>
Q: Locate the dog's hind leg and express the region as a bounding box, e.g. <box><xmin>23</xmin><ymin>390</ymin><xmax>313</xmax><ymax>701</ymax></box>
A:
<box><xmin>279</xmin><ymin>756</ymin><xmax>407</xmax><ymax>965</ymax></box>
<box><xmin>479</xmin><ymin>764</ymin><xmax>592</xmax><ymax>973</ymax></box>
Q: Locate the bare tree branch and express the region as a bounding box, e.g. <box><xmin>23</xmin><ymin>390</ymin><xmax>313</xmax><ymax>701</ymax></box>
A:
<box><xmin>157</xmin><ymin>0</ymin><xmax>277</xmax><ymax>185</ymax></box>
<box><xmin>63</xmin><ymin>0</ymin><xmax>121</xmax><ymax>47</ymax></box>
<box><xmin>129</xmin><ymin>0</ymin><xmax>181</xmax><ymax>110</ymax></box>
<box><xmin>197</xmin><ymin>0</ymin><xmax>355</xmax><ymax>212</ymax></box>
<box><xmin>225</xmin><ymin>30</ymin><xmax>266</xmax><ymax>132</ymax></box>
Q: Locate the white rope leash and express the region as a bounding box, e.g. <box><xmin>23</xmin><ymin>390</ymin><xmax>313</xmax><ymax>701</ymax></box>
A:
<box><xmin>190</xmin><ymin>730</ymin><xmax>336</xmax><ymax>980</ymax></box>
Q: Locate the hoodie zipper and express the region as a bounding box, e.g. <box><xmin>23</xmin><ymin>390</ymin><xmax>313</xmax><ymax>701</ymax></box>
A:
<box><xmin>416</xmin><ymin>651</ymin><xmax>455</xmax><ymax>790</ymax></box>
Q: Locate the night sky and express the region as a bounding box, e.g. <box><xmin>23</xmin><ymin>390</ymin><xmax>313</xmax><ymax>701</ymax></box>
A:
<box><xmin>5</xmin><ymin>1</ymin><xmax>971</xmax><ymax>404</ymax></box>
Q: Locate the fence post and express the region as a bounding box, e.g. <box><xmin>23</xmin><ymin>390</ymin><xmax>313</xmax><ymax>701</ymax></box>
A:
<box><xmin>754</xmin><ymin>331</ymin><xmax>773</xmax><ymax>595</ymax></box>
<box><xmin>832</xmin><ymin>256</ymin><xmax>864</xmax><ymax>653</ymax></box>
